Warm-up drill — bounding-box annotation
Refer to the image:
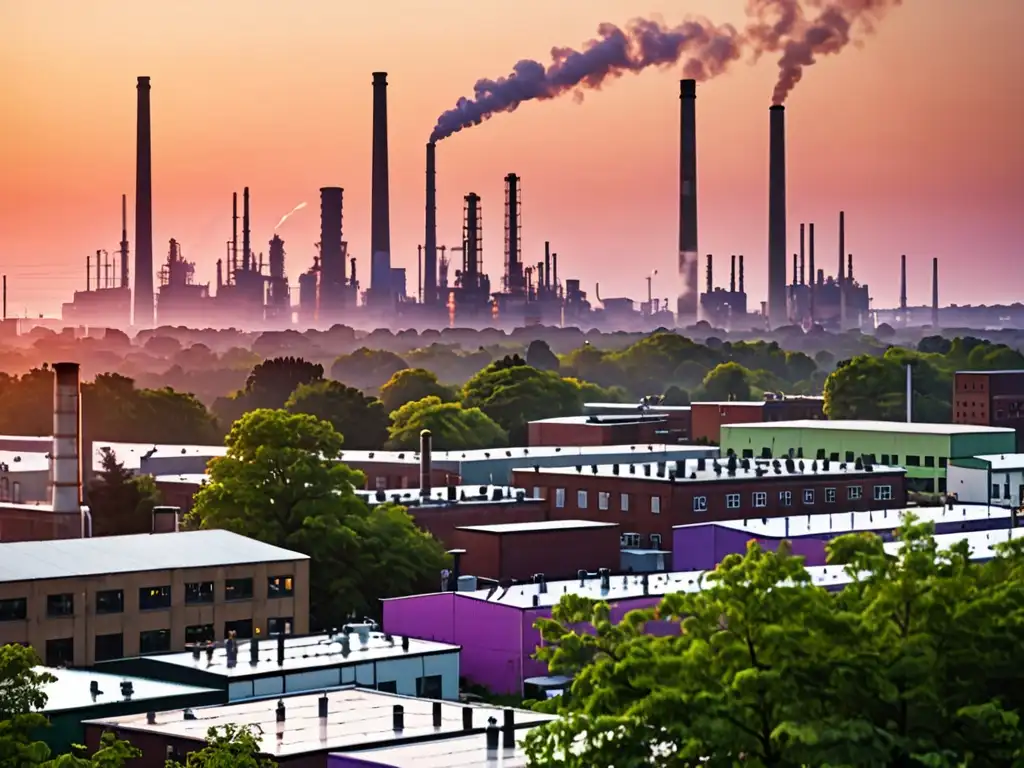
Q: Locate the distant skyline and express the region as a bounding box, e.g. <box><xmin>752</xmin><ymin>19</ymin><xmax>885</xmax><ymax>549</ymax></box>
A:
<box><xmin>1</xmin><ymin>0</ymin><xmax>1022</xmax><ymax>317</ymax></box>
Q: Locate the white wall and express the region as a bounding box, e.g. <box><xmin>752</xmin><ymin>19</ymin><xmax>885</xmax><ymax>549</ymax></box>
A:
<box><xmin>948</xmin><ymin>465</ymin><xmax>1024</xmax><ymax>507</ymax></box>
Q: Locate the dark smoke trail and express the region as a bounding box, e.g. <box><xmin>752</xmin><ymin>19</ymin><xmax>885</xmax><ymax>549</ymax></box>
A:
<box><xmin>429</xmin><ymin>17</ymin><xmax>743</xmax><ymax>142</ymax></box>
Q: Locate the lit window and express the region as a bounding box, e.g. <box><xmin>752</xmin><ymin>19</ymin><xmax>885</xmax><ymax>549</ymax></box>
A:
<box><xmin>268</xmin><ymin>576</ymin><xmax>294</xmax><ymax>598</ymax></box>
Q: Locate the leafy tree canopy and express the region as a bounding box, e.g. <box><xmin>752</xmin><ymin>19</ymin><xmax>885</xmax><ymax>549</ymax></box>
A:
<box><xmin>701</xmin><ymin>361</ymin><xmax>753</xmax><ymax>401</ymax></box>
<box><xmin>330</xmin><ymin>347</ymin><xmax>408</xmax><ymax>391</ymax></box>
<box><xmin>378</xmin><ymin>368</ymin><xmax>456</xmax><ymax>414</ymax></box>
<box><xmin>525</xmin><ymin>340</ymin><xmax>560</xmax><ymax>372</ymax></box>
<box><xmin>214</xmin><ymin>356</ymin><xmax>324</xmax><ymax>429</ymax></box>
<box><xmin>86</xmin><ymin>448</ymin><xmax>161</xmax><ymax>537</ymax></box>
<box><xmin>387</xmin><ymin>396</ymin><xmax>508</xmax><ymax>451</ymax></box>
<box><xmin>285</xmin><ymin>380</ymin><xmax>389</xmax><ymax>450</ymax></box>
<box><xmin>167</xmin><ymin>724</ymin><xmax>274</xmax><ymax>768</ymax></box>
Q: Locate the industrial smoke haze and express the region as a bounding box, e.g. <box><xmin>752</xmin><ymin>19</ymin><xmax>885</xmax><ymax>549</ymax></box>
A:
<box><xmin>429</xmin><ymin>17</ymin><xmax>743</xmax><ymax>142</ymax></box>
<box><xmin>274</xmin><ymin>202</ymin><xmax>307</xmax><ymax>231</ymax></box>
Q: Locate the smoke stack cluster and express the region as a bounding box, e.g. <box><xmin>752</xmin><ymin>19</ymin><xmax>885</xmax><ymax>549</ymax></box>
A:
<box><xmin>678</xmin><ymin>79</ymin><xmax>698</xmax><ymax>321</ymax></box>
<box><xmin>370</xmin><ymin>72</ymin><xmax>392</xmax><ymax>304</ymax></box>
<box><xmin>51</xmin><ymin>363</ymin><xmax>82</xmax><ymax>522</ymax></box>
<box><xmin>767</xmin><ymin>105</ymin><xmax>787</xmax><ymax>327</ymax></box>
<box><xmin>424</xmin><ymin>143</ymin><xmax>438</xmax><ymax>305</ymax></box>
<box><xmin>133</xmin><ymin>76</ymin><xmax>154</xmax><ymax>328</ymax></box>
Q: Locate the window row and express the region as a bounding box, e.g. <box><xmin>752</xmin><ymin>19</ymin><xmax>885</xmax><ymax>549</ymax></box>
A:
<box><xmin>552</xmin><ymin>488</ymin><xmax>661</xmax><ymax>515</ymax></box>
<box><xmin>740</xmin><ymin>448</ymin><xmax>947</xmax><ymax>469</ymax></box>
<box><xmin>0</xmin><ymin>575</ymin><xmax>295</xmax><ymax>622</ymax></box>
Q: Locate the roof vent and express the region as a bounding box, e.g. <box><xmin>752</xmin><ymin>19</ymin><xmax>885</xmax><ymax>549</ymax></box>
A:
<box><xmin>275</xmin><ymin>699</ymin><xmax>286</xmax><ymax>723</ymax></box>
<box><xmin>146</xmin><ymin>711</ymin><xmax>156</xmax><ymax>724</ymax></box>
<box><xmin>318</xmin><ymin>693</ymin><xmax>328</xmax><ymax>719</ymax></box>
<box><xmin>120</xmin><ymin>681</ymin><xmax>134</xmax><ymax>701</ymax></box>
<box><xmin>183</xmin><ymin>709</ymin><xmax>196</xmax><ymax>721</ymax></box>
<box><xmin>89</xmin><ymin>680</ymin><xmax>101</xmax><ymax>700</ymax></box>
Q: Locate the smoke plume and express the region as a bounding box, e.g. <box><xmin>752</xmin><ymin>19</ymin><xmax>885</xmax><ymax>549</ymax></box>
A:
<box><xmin>274</xmin><ymin>202</ymin><xmax>307</xmax><ymax>231</ymax></box>
<box><xmin>429</xmin><ymin>17</ymin><xmax>743</xmax><ymax>142</ymax></box>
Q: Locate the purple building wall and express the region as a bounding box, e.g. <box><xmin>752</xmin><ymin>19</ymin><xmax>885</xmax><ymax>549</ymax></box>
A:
<box><xmin>328</xmin><ymin>757</ymin><xmax>390</xmax><ymax>768</ymax></box>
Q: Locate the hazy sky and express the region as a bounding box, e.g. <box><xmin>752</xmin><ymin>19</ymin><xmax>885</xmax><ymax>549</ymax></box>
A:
<box><xmin>1</xmin><ymin>0</ymin><xmax>1022</xmax><ymax>317</ymax></box>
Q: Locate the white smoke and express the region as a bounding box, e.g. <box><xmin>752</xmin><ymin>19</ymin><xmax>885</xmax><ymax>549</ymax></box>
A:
<box><xmin>274</xmin><ymin>202</ymin><xmax>307</xmax><ymax>231</ymax></box>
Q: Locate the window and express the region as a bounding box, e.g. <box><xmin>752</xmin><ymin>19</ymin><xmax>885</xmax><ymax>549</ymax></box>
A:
<box><xmin>577</xmin><ymin>490</ymin><xmax>588</xmax><ymax>510</ymax></box>
<box><xmin>12</xmin><ymin>481</ymin><xmax>21</xmax><ymax>503</ymax></box>
<box><xmin>225</xmin><ymin>578</ymin><xmax>254</xmax><ymax>602</ymax></box>
<box><xmin>742</xmin><ymin>449</ymin><xmax>754</xmax><ymax>459</ymax></box>
<box><xmin>939</xmin><ymin>457</ymin><xmax>947</xmax><ymax>468</ymax></box>
<box><xmin>268</xmin><ymin>617</ymin><xmax>293</xmax><ymax>636</ymax></box>
<box><xmin>992</xmin><ymin>483</ymin><xmax>1001</xmax><ymax>499</ymax></box>
<box><xmin>139</xmin><ymin>586</ymin><xmax>171</xmax><ymax>611</ymax></box>
<box><xmin>874</xmin><ymin>485</ymin><xmax>893</xmax><ymax>501</ymax></box>
<box><xmin>938</xmin><ymin>478</ymin><xmax>947</xmax><ymax>493</ymax></box>
<box><xmin>533</xmin><ymin>486</ymin><xmax>541</xmax><ymax>500</ymax></box>
<box><xmin>881</xmin><ymin>454</ymin><xmax>890</xmax><ymax>465</ymax></box>
<box><xmin>185</xmin><ymin>624</ymin><xmax>215</xmax><ymax>645</ymax></box>
<box><xmin>848</xmin><ymin>485</ymin><xmax>863</xmax><ymax>500</ymax></box>
<box><xmin>47</xmin><ymin>593</ymin><xmax>74</xmax><ymax>617</ymax></box>
<box><xmin>45</xmin><ymin>637</ymin><xmax>74</xmax><ymax>667</ymax></box>
<box><xmin>726</xmin><ymin>493</ymin><xmax>741</xmax><ymax>509</ymax></box>
<box><xmin>185</xmin><ymin>582</ymin><xmax>214</xmax><ymax>605</ymax></box>
<box><xmin>96</xmin><ymin>590</ymin><xmax>124</xmax><ymax>615</ymax></box>
<box><xmin>377</xmin><ymin>681</ymin><xmax>398</xmax><ymax>694</ymax></box>
<box><xmin>95</xmin><ymin>633</ymin><xmax>124</xmax><ymax>662</ymax></box>
<box><xmin>779</xmin><ymin>491</ymin><xmax>792</xmax><ymax>506</ymax></box>
<box><xmin>651</xmin><ymin>496</ymin><xmax>661</xmax><ymax>515</ymax></box>
<box><xmin>753</xmin><ymin>492</ymin><xmax>767</xmax><ymax>508</ymax></box>
<box><xmin>924</xmin><ymin>456</ymin><xmax>935</xmax><ymax>468</ymax></box>
<box><xmin>0</xmin><ymin>597</ymin><xmax>28</xmax><ymax>622</ymax></box>
<box><xmin>829</xmin><ymin>452</ymin><xmax>840</xmax><ymax>461</ymax></box>
<box><xmin>692</xmin><ymin>495</ymin><xmax>708</xmax><ymax>512</ymax></box>
<box><xmin>650</xmin><ymin>533</ymin><xmax>662</xmax><ymax>548</ymax></box>
<box><xmin>598</xmin><ymin>492</ymin><xmax>610</xmax><ymax>511</ymax></box>
<box><xmin>905</xmin><ymin>455</ymin><xmax>921</xmax><ymax>466</ymax></box>
<box><xmin>139</xmin><ymin>629</ymin><xmax>171</xmax><ymax>655</ymax></box>
<box><xmin>802</xmin><ymin>489</ymin><xmax>815</xmax><ymax>505</ymax></box>
<box><xmin>225</xmin><ymin>618</ymin><xmax>254</xmax><ymax>639</ymax></box>
<box><xmin>268</xmin><ymin>575</ymin><xmax>294</xmax><ymax>599</ymax></box>
<box><xmin>620</xmin><ymin>493</ymin><xmax>629</xmax><ymax>512</ymax></box>
<box><xmin>825</xmin><ymin>488</ymin><xmax>837</xmax><ymax>503</ymax></box>
<box><xmin>891</xmin><ymin>455</ymin><xmax>899</xmax><ymax>465</ymax></box>
<box><xmin>417</xmin><ymin>675</ymin><xmax>443</xmax><ymax>699</ymax></box>
<box><xmin>375</xmin><ymin>476</ymin><xmax>386</xmax><ymax>491</ymax></box>
<box><xmin>555</xmin><ymin>488</ymin><xmax>565</xmax><ymax>509</ymax></box>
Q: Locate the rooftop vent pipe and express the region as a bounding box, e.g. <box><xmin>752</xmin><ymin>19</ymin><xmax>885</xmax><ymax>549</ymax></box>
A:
<box><xmin>462</xmin><ymin>706</ymin><xmax>473</xmax><ymax>730</ymax></box>
<box><xmin>318</xmin><ymin>692</ymin><xmax>328</xmax><ymax>719</ymax></box>
<box><xmin>276</xmin><ymin>633</ymin><xmax>285</xmax><ymax>666</ymax></box>
<box><xmin>420</xmin><ymin>429</ymin><xmax>432</xmax><ymax>497</ymax></box>
<box><xmin>485</xmin><ymin>717</ymin><xmax>500</xmax><ymax>751</ymax></box>
<box><xmin>503</xmin><ymin>709</ymin><xmax>515</xmax><ymax>748</ymax></box>
<box><xmin>275</xmin><ymin>700</ymin><xmax>286</xmax><ymax>723</ymax></box>
<box><xmin>393</xmin><ymin>704</ymin><xmax>405</xmax><ymax>731</ymax></box>
<box><xmin>432</xmin><ymin>701</ymin><xmax>442</xmax><ymax>727</ymax></box>
<box><xmin>52</xmin><ymin>363</ymin><xmax>83</xmax><ymax>526</ymax></box>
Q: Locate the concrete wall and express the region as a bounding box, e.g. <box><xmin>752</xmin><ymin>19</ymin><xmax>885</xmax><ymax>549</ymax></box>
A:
<box><xmin>948</xmin><ymin>464</ymin><xmax>1024</xmax><ymax>507</ymax></box>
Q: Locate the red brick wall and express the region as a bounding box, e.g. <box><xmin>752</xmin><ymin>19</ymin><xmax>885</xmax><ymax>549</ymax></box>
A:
<box><xmin>527</xmin><ymin>419</ymin><xmax>667</xmax><ymax>447</ymax></box>
<box><xmin>954</xmin><ymin>373</ymin><xmax>992</xmax><ymax>425</ymax></box>
<box><xmin>690</xmin><ymin>403</ymin><xmax>764</xmax><ymax>444</ymax></box>
<box><xmin>0</xmin><ymin>507</ymin><xmax>80</xmax><ymax>541</ymax></box>
<box><xmin>408</xmin><ymin>500</ymin><xmax>548</xmax><ymax>548</ymax></box>
<box><xmin>498</xmin><ymin>526</ymin><xmax>621</xmax><ymax>581</ymax></box>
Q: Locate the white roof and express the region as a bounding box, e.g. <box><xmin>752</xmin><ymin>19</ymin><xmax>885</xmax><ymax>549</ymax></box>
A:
<box><xmin>722</xmin><ymin>419</ymin><xmax>1015</xmax><ymax>435</ymax></box>
<box><xmin>968</xmin><ymin>454</ymin><xmax>1024</xmax><ymax>471</ymax></box>
<box><xmin>886</xmin><ymin>527</ymin><xmax>1024</xmax><ymax>559</ymax></box>
<box><xmin>39</xmin><ymin>667</ymin><xmax>216</xmax><ymax>713</ymax></box>
<box><xmin>153</xmin><ymin>474</ymin><xmax>210</xmax><ymax>486</ymax></box>
<box><xmin>456</xmin><ymin>519</ymin><xmax>617</xmax><ymax>535</ymax></box>
<box><xmin>92</xmin><ymin>442</ymin><xmax>227</xmax><ymax>472</ymax></box>
<box><xmin>0</xmin><ymin>451</ymin><xmax>49</xmax><ymax>473</ymax></box>
<box><xmin>341</xmin><ymin>728</ymin><xmax>537</xmax><ymax>767</ymax></box>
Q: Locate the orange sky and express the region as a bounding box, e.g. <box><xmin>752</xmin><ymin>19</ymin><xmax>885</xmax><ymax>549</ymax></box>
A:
<box><xmin>1</xmin><ymin>0</ymin><xmax>1022</xmax><ymax>317</ymax></box>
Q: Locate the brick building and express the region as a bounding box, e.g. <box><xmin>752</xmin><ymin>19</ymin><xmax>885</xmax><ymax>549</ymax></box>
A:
<box><xmin>954</xmin><ymin>370</ymin><xmax>1024</xmax><ymax>450</ymax></box>
<box><xmin>528</xmin><ymin>414</ymin><xmax>677</xmax><ymax>447</ymax></box>
<box><xmin>583</xmin><ymin>402</ymin><xmax>691</xmax><ymax>442</ymax></box>
<box><xmin>0</xmin><ymin>502</ymin><xmax>81</xmax><ymax>542</ymax></box>
<box><xmin>690</xmin><ymin>395</ymin><xmax>825</xmax><ymax>445</ymax></box>
<box><xmin>512</xmin><ymin>456</ymin><xmax>907</xmax><ymax>545</ymax></box>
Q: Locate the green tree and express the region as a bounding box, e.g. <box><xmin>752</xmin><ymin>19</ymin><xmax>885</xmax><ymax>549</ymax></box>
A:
<box><xmin>387</xmin><ymin>396</ymin><xmax>507</xmax><ymax>451</ymax></box>
<box><xmin>661</xmin><ymin>385</ymin><xmax>690</xmax><ymax>406</ymax></box>
<box><xmin>525</xmin><ymin>340</ymin><xmax>560</xmax><ymax>372</ymax></box>
<box><xmin>86</xmin><ymin>449</ymin><xmax>161</xmax><ymax>537</ymax></box>
<box><xmin>213</xmin><ymin>357</ymin><xmax>323</xmax><ymax>428</ymax></box>
<box><xmin>701</xmin><ymin>361</ymin><xmax>753</xmax><ymax>401</ymax></box>
<box><xmin>166</xmin><ymin>724</ymin><xmax>273</xmax><ymax>768</ymax></box>
<box><xmin>285</xmin><ymin>380</ymin><xmax>389</xmax><ymax>450</ymax></box>
<box><xmin>823</xmin><ymin>351</ymin><xmax>951</xmax><ymax>422</ymax></box>
<box><xmin>0</xmin><ymin>644</ymin><xmax>56</xmax><ymax>766</ymax></box>
<box><xmin>42</xmin><ymin>732</ymin><xmax>140</xmax><ymax>767</ymax></box>
<box><xmin>378</xmin><ymin>368</ymin><xmax>456</xmax><ymax>414</ymax></box>
<box><xmin>187</xmin><ymin>409</ymin><xmax>447</xmax><ymax>626</ymax></box>
<box><xmin>330</xmin><ymin>347</ymin><xmax>408</xmax><ymax>391</ymax></box>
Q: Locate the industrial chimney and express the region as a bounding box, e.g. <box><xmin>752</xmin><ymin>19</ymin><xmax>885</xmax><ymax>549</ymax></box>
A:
<box><xmin>242</xmin><ymin>188</ymin><xmax>251</xmax><ymax>273</ymax></box>
<box><xmin>899</xmin><ymin>254</ymin><xmax>907</xmax><ymax>312</ymax></box>
<box><xmin>52</xmin><ymin>363</ymin><xmax>82</xmax><ymax>524</ymax></box>
<box><xmin>424</xmin><ymin>143</ymin><xmax>438</xmax><ymax>305</ymax></box>
<box><xmin>120</xmin><ymin>194</ymin><xmax>129</xmax><ymax>289</ymax></box>
<box><xmin>730</xmin><ymin>254</ymin><xmax>736</xmax><ymax>293</ymax></box>
<box><xmin>419</xmin><ymin>429</ymin><xmax>432</xmax><ymax>499</ymax></box>
<box><xmin>767</xmin><ymin>105</ymin><xmax>787</xmax><ymax>327</ymax></box>
<box><xmin>705</xmin><ymin>254</ymin><xmax>713</xmax><ymax>294</ymax></box>
<box><xmin>319</xmin><ymin>187</ymin><xmax>345</xmax><ymax>316</ymax></box>
<box><xmin>808</xmin><ymin>223</ymin><xmax>816</xmax><ymax>323</ymax></box>
<box><xmin>678</xmin><ymin>79</ymin><xmax>698</xmax><ymax>322</ymax></box>
<box><xmin>133</xmin><ymin>76</ymin><xmax>154</xmax><ymax>328</ymax></box>
<box><xmin>370</xmin><ymin>72</ymin><xmax>393</xmax><ymax>304</ymax></box>
<box><xmin>932</xmin><ymin>257</ymin><xmax>939</xmax><ymax>327</ymax></box>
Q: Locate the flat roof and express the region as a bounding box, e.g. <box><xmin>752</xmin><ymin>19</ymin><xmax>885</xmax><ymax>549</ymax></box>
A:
<box><xmin>518</xmin><ymin>456</ymin><xmax>903</xmax><ymax>484</ymax></box>
<box><xmin>529</xmin><ymin>415</ymin><xmax>668</xmax><ymax>426</ymax></box>
<box><xmin>92</xmin><ymin>442</ymin><xmax>227</xmax><ymax>472</ymax></box>
<box><xmin>134</xmin><ymin>631</ymin><xmax>460</xmax><ymax>679</ymax></box>
<box><xmin>966</xmin><ymin>454</ymin><xmax>1024</xmax><ymax>471</ymax></box>
<box><xmin>674</xmin><ymin>504</ymin><xmax>1009</xmax><ymax>539</ymax></box>
<box><xmin>38</xmin><ymin>667</ymin><xmax>217</xmax><ymax>714</ymax></box>
<box><xmin>337</xmin><ymin>728</ymin><xmax>537</xmax><ymax>767</ymax></box>
<box><xmin>0</xmin><ymin>530</ymin><xmax>308</xmax><ymax>584</ymax></box>
<box><xmin>359</xmin><ymin>486</ymin><xmax>538</xmax><ymax>507</ymax></box>
<box><xmin>583</xmin><ymin>401</ymin><xmax>691</xmax><ymax>413</ymax></box>
<box><xmin>0</xmin><ymin>451</ymin><xmax>49</xmax><ymax>472</ymax></box>
<box><xmin>84</xmin><ymin>687</ymin><xmax>554</xmax><ymax>759</ymax></box>
<box><xmin>721</xmin><ymin>419</ymin><xmax>1016</xmax><ymax>435</ymax></box>
<box><xmin>455</xmin><ymin>519</ymin><xmax>617</xmax><ymax>535</ymax></box>
<box><xmin>434</xmin><ymin>444</ymin><xmax>710</xmax><ymax>463</ymax></box>
<box><xmin>955</xmin><ymin>370</ymin><xmax>1024</xmax><ymax>376</ymax></box>
<box><xmin>153</xmin><ymin>474</ymin><xmax>210</xmax><ymax>486</ymax></box>
<box><xmin>886</xmin><ymin>527</ymin><xmax>1024</xmax><ymax>560</ymax></box>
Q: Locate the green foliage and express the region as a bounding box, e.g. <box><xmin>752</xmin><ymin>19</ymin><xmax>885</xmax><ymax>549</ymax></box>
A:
<box><xmin>214</xmin><ymin>357</ymin><xmax>324</xmax><ymax>428</ymax></box>
<box><xmin>0</xmin><ymin>644</ymin><xmax>55</xmax><ymax>766</ymax></box>
<box><xmin>662</xmin><ymin>385</ymin><xmax>690</xmax><ymax>406</ymax></box>
<box><xmin>187</xmin><ymin>409</ymin><xmax>447</xmax><ymax>626</ymax></box>
<box><xmin>378</xmin><ymin>368</ymin><xmax>457</xmax><ymax>413</ymax></box>
<box><xmin>525</xmin><ymin>517</ymin><xmax>1024</xmax><ymax>766</ymax></box>
<box><xmin>86</xmin><ymin>448</ymin><xmax>162</xmax><ymax>537</ymax></box>
<box><xmin>42</xmin><ymin>732</ymin><xmax>141</xmax><ymax>767</ymax></box>
<box><xmin>525</xmin><ymin>340</ymin><xmax>560</xmax><ymax>372</ymax></box>
<box><xmin>387</xmin><ymin>396</ymin><xmax>507</xmax><ymax>451</ymax></box>
<box><xmin>285</xmin><ymin>380</ymin><xmax>389</xmax><ymax>450</ymax></box>
<box><xmin>701</xmin><ymin>361</ymin><xmax>753</xmax><ymax>401</ymax></box>
<box><xmin>166</xmin><ymin>724</ymin><xmax>274</xmax><ymax>768</ymax></box>
<box><xmin>330</xmin><ymin>347</ymin><xmax>408</xmax><ymax>391</ymax></box>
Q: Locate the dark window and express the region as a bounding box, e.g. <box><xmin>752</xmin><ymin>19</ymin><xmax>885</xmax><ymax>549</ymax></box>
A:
<box><xmin>829</xmin><ymin>452</ymin><xmax>840</xmax><ymax>461</ymax></box>
<box><xmin>892</xmin><ymin>455</ymin><xmax>899</xmax><ymax>465</ymax></box>
<box><xmin>939</xmin><ymin>457</ymin><xmax>947</xmax><ymax>468</ymax></box>
<box><xmin>45</xmin><ymin>637</ymin><xmax>74</xmax><ymax>667</ymax></box>
<box><xmin>185</xmin><ymin>624</ymin><xmax>215</xmax><ymax>645</ymax></box>
<box><xmin>417</xmin><ymin>674</ymin><xmax>443</xmax><ymax>699</ymax></box>
<box><xmin>924</xmin><ymin>456</ymin><xmax>935</xmax><ymax>468</ymax></box>
<box><xmin>938</xmin><ymin>478</ymin><xmax>947</xmax><ymax>493</ymax></box>
<box><xmin>845</xmin><ymin>451</ymin><xmax>855</xmax><ymax>462</ymax></box>
<box><xmin>268</xmin><ymin>617</ymin><xmax>293</xmax><ymax>636</ymax></box>
<box><xmin>96</xmin><ymin>590</ymin><xmax>124</xmax><ymax>615</ymax></box>
<box><xmin>225</xmin><ymin>619</ymin><xmax>253</xmax><ymax>639</ymax></box>
<box><xmin>139</xmin><ymin>629</ymin><xmax>171</xmax><ymax>655</ymax></box>
<box><xmin>95</xmin><ymin>633</ymin><xmax>124</xmax><ymax>662</ymax></box>
<box><xmin>185</xmin><ymin>582</ymin><xmax>214</xmax><ymax>605</ymax></box>
<box><xmin>992</xmin><ymin>484</ymin><xmax>1000</xmax><ymax>498</ymax></box>
<box><xmin>268</xmin><ymin>575</ymin><xmax>294</xmax><ymax>599</ymax></box>
<box><xmin>377</xmin><ymin>681</ymin><xmax>398</xmax><ymax>694</ymax></box>
<box><xmin>139</xmin><ymin>586</ymin><xmax>171</xmax><ymax>611</ymax></box>
<box><xmin>742</xmin><ymin>449</ymin><xmax>754</xmax><ymax>459</ymax></box>
<box><xmin>225</xmin><ymin>578</ymin><xmax>254</xmax><ymax>602</ymax></box>
<box><xmin>905</xmin><ymin>455</ymin><xmax>921</xmax><ymax>466</ymax></box>
<box><xmin>881</xmin><ymin>454</ymin><xmax>890</xmax><ymax>465</ymax></box>
<box><xmin>0</xmin><ymin>597</ymin><xmax>27</xmax><ymax>622</ymax></box>
<box><xmin>47</xmin><ymin>594</ymin><xmax>74</xmax><ymax>618</ymax></box>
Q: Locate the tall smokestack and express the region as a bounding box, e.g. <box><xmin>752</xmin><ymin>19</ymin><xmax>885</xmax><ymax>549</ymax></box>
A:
<box><xmin>768</xmin><ymin>105</ymin><xmax>787</xmax><ymax>327</ymax></box>
<box><xmin>899</xmin><ymin>254</ymin><xmax>907</xmax><ymax>312</ymax></box>
<box><xmin>705</xmin><ymin>254</ymin><xmax>713</xmax><ymax>294</ymax></box>
<box><xmin>319</xmin><ymin>187</ymin><xmax>345</xmax><ymax>315</ymax></box>
<box><xmin>232</xmin><ymin>193</ymin><xmax>239</xmax><ymax>277</ymax></box>
<box><xmin>120</xmin><ymin>194</ymin><xmax>129</xmax><ymax>289</ymax></box>
<box><xmin>424</xmin><ymin>143</ymin><xmax>438</xmax><ymax>305</ymax></box>
<box><xmin>808</xmin><ymin>223</ymin><xmax>816</xmax><ymax>322</ymax></box>
<box><xmin>52</xmin><ymin>363</ymin><xmax>82</xmax><ymax>524</ymax></box>
<box><xmin>504</xmin><ymin>173</ymin><xmax>523</xmax><ymax>294</ymax></box>
<box><xmin>242</xmin><ymin>187</ymin><xmax>251</xmax><ymax>272</ymax></box>
<box><xmin>799</xmin><ymin>223</ymin><xmax>805</xmax><ymax>285</ymax></box>
<box><xmin>370</xmin><ymin>72</ymin><xmax>393</xmax><ymax>303</ymax></box>
<box><xmin>419</xmin><ymin>429</ymin><xmax>432</xmax><ymax>498</ymax></box>
<box><xmin>678</xmin><ymin>79</ymin><xmax>698</xmax><ymax>321</ymax></box>
<box><xmin>133</xmin><ymin>76</ymin><xmax>154</xmax><ymax>328</ymax></box>
<box><xmin>544</xmin><ymin>241</ymin><xmax>551</xmax><ymax>293</ymax></box>
<box><xmin>792</xmin><ymin>253</ymin><xmax>798</xmax><ymax>285</ymax></box>
<box><xmin>932</xmin><ymin>257</ymin><xmax>939</xmax><ymax>327</ymax></box>
<box><xmin>730</xmin><ymin>254</ymin><xmax>736</xmax><ymax>293</ymax></box>
<box><xmin>739</xmin><ymin>255</ymin><xmax>745</xmax><ymax>294</ymax></box>
<box><xmin>838</xmin><ymin>211</ymin><xmax>845</xmax><ymax>283</ymax></box>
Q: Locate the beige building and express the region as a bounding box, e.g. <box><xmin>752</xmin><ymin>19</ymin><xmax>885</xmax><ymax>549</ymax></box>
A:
<box><xmin>0</xmin><ymin>530</ymin><xmax>309</xmax><ymax>666</ymax></box>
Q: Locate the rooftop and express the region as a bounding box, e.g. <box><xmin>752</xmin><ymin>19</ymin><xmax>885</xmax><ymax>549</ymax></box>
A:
<box><xmin>517</xmin><ymin>456</ymin><xmax>903</xmax><ymax>484</ymax></box>
<box><xmin>529</xmin><ymin>414</ymin><xmax>668</xmax><ymax>426</ymax></box>
<box><xmin>153</xmin><ymin>474</ymin><xmax>210</xmax><ymax>486</ymax></box>
<box><xmin>92</xmin><ymin>442</ymin><xmax>227</xmax><ymax>472</ymax></box>
<box><xmin>336</xmin><ymin>728</ymin><xmax>537</xmax><ymax>767</ymax></box>
<box><xmin>358</xmin><ymin>485</ymin><xmax>538</xmax><ymax>508</ymax></box>
<box><xmin>456</xmin><ymin>519</ymin><xmax>617</xmax><ymax>535</ymax></box>
<box><xmin>132</xmin><ymin>631</ymin><xmax>460</xmax><ymax>679</ymax></box>
<box><xmin>0</xmin><ymin>530</ymin><xmax>307</xmax><ymax>583</ymax></box>
<box><xmin>888</xmin><ymin>527</ymin><xmax>1024</xmax><ymax>560</ymax></box>
<box><xmin>955</xmin><ymin>370</ymin><xmax>1024</xmax><ymax>376</ymax></box>
<box><xmin>962</xmin><ymin>454</ymin><xmax>1024</xmax><ymax>471</ymax></box>
<box><xmin>674</xmin><ymin>504</ymin><xmax>1010</xmax><ymax>539</ymax></box>
<box><xmin>583</xmin><ymin>401</ymin><xmax>692</xmax><ymax>413</ymax></box>
<box><xmin>721</xmin><ymin>419</ymin><xmax>1016</xmax><ymax>435</ymax></box>
<box><xmin>84</xmin><ymin>687</ymin><xmax>554</xmax><ymax>759</ymax></box>
<box><xmin>37</xmin><ymin>667</ymin><xmax>217</xmax><ymax>714</ymax></box>
<box><xmin>0</xmin><ymin>451</ymin><xmax>49</xmax><ymax>473</ymax></box>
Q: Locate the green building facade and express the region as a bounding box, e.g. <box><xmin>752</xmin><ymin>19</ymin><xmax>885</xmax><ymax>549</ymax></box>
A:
<box><xmin>720</xmin><ymin>420</ymin><xmax>1017</xmax><ymax>493</ymax></box>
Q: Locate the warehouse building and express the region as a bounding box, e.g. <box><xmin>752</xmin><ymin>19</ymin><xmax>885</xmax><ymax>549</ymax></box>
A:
<box><xmin>689</xmin><ymin>395</ymin><xmax>825</xmax><ymax>445</ymax></box>
<box><xmin>0</xmin><ymin>530</ymin><xmax>309</xmax><ymax>665</ymax></box>
<box><xmin>0</xmin><ymin>450</ymin><xmax>49</xmax><ymax>503</ymax></box>
<box><xmin>528</xmin><ymin>413</ymin><xmax>684</xmax><ymax>447</ymax></box>
<box><xmin>720</xmin><ymin>420</ymin><xmax>1016</xmax><ymax>493</ymax></box>
<box><xmin>953</xmin><ymin>370</ymin><xmax>1024</xmax><ymax>451</ymax></box>
<box><xmin>947</xmin><ymin>454</ymin><xmax>1024</xmax><ymax>507</ymax></box>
